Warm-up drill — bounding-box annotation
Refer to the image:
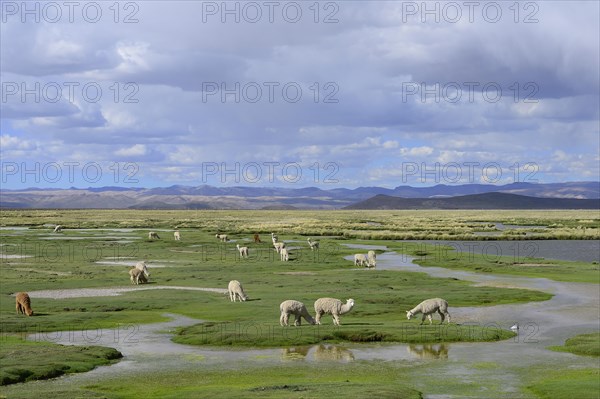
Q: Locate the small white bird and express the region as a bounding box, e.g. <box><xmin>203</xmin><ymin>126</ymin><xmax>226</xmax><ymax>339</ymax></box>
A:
<box><xmin>510</xmin><ymin>323</ymin><xmax>519</xmax><ymax>331</ymax></box>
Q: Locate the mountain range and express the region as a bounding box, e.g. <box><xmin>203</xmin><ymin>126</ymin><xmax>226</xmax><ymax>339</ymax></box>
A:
<box><xmin>0</xmin><ymin>181</ymin><xmax>598</xmax><ymax>209</ymax></box>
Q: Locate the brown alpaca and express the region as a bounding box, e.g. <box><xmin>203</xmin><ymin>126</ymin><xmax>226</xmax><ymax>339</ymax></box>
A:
<box><xmin>15</xmin><ymin>292</ymin><xmax>33</xmax><ymax>316</ymax></box>
<box><xmin>253</xmin><ymin>233</ymin><xmax>261</xmax><ymax>243</ymax></box>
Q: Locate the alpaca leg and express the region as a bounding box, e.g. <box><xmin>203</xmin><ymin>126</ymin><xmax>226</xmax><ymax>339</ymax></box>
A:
<box><xmin>427</xmin><ymin>314</ymin><xmax>433</xmax><ymax>325</ymax></box>
<box><xmin>283</xmin><ymin>313</ymin><xmax>290</xmax><ymax>326</ymax></box>
<box><xmin>315</xmin><ymin>312</ymin><xmax>322</xmax><ymax>325</ymax></box>
<box><xmin>295</xmin><ymin>314</ymin><xmax>301</xmax><ymax>326</ymax></box>
<box><xmin>333</xmin><ymin>314</ymin><xmax>340</xmax><ymax>326</ymax></box>
<box><xmin>446</xmin><ymin>312</ymin><xmax>451</xmax><ymax>324</ymax></box>
<box><xmin>438</xmin><ymin>310</ymin><xmax>445</xmax><ymax>324</ymax></box>
<box><xmin>280</xmin><ymin>312</ymin><xmax>286</xmax><ymax>326</ymax></box>
<box><xmin>420</xmin><ymin>314</ymin><xmax>426</xmax><ymax>325</ymax></box>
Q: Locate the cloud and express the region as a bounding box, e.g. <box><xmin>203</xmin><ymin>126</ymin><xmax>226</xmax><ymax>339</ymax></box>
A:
<box><xmin>0</xmin><ymin>1</ymin><xmax>598</xmax><ymax>188</ymax></box>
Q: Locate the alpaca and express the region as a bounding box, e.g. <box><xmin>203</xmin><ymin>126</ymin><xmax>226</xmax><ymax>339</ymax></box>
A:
<box><xmin>216</xmin><ymin>233</ymin><xmax>228</xmax><ymax>242</ymax></box>
<box><xmin>279</xmin><ymin>300</ymin><xmax>316</xmax><ymax>326</ymax></box>
<box><xmin>53</xmin><ymin>225</ymin><xmax>63</xmax><ymax>233</ymax></box>
<box><xmin>236</xmin><ymin>244</ymin><xmax>249</xmax><ymax>259</ymax></box>
<box><xmin>129</xmin><ymin>267</ymin><xmax>148</xmax><ymax>285</ymax></box>
<box><xmin>273</xmin><ymin>242</ymin><xmax>286</xmax><ymax>254</ymax></box>
<box><xmin>271</xmin><ymin>232</ymin><xmax>278</xmax><ymax>243</ymax></box>
<box><xmin>307</xmin><ymin>237</ymin><xmax>319</xmax><ymax>251</ymax></box>
<box><xmin>148</xmin><ymin>231</ymin><xmax>160</xmax><ymax>240</ymax></box>
<box><xmin>280</xmin><ymin>247</ymin><xmax>289</xmax><ymax>261</ymax></box>
<box><xmin>15</xmin><ymin>292</ymin><xmax>33</xmax><ymax>316</ymax></box>
<box><xmin>406</xmin><ymin>298</ymin><xmax>450</xmax><ymax>325</ymax></box>
<box><xmin>367</xmin><ymin>250</ymin><xmax>376</xmax><ymax>267</ymax></box>
<box><xmin>354</xmin><ymin>254</ymin><xmax>369</xmax><ymax>267</ymax></box>
<box><xmin>135</xmin><ymin>261</ymin><xmax>150</xmax><ymax>278</ymax></box>
<box><xmin>174</xmin><ymin>231</ymin><xmax>181</xmax><ymax>240</ymax></box>
<box><xmin>228</xmin><ymin>280</ymin><xmax>248</xmax><ymax>302</ymax></box>
<box><xmin>253</xmin><ymin>233</ymin><xmax>262</xmax><ymax>243</ymax></box>
<box><xmin>314</xmin><ymin>298</ymin><xmax>355</xmax><ymax>326</ymax></box>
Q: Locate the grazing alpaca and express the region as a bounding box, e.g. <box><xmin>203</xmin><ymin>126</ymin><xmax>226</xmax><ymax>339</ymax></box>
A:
<box><xmin>174</xmin><ymin>231</ymin><xmax>181</xmax><ymax>240</ymax></box>
<box><xmin>307</xmin><ymin>237</ymin><xmax>319</xmax><ymax>251</ymax></box>
<box><xmin>367</xmin><ymin>250</ymin><xmax>376</xmax><ymax>267</ymax></box>
<box><xmin>314</xmin><ymin>298</ymin><xmax>355</xmax><ymax>326</ymax></box>
<box><xmin>253</xmin><ymin>233</ymin><xmax>262</xmax><ymax>243</ymax></box>
<box><xmin>53</xmin><ymin>225</ymin><xmax>63</xmax><ymax>233</ymax></box>
<box><xmin>354</xmin><ymin>254</ymin><xmax>369</xmax><ymax>267</ymax></box>
<box><xmin>148</xmin><ymin>231</ymin><xmax>160</xmax><ymax>240</ymax></box>
<box><xmin>279</xmin><ymin>300</ymin><xmax>316</xmax><ymax>326</ymax></box>
<box><xmin>406</xmin><ymin>298</ymin><xmax>451</xmax><ymax>325</ymax></box>
<box><xmin>215</xmin><ymin>233</ymin><xmax>228</xmax><ymax>242</ymax></box>
<box><xmin>228</xmin><ymin>280</ymin><xmax>249</xmax><ymax>302</ymax></box>
<box><xmin>236</xmin><ymin>244</ymin><xmax>249</xmax><ymax>259</ymax></box>
<box><xmin>15</xmin><ymin>292</ymin><xmax>33</xmax><ymax>316</ymax></box>
<box><xmin>129</xmin><ymin>267</ymin><xmax>148</xmax><ymax>285</ymax></box>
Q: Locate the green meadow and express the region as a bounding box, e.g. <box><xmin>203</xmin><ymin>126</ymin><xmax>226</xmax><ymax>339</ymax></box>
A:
<box><xmin>0</xmin><ymin>209</ymin><xmax>598</xmax><ymax>398</ymax></box>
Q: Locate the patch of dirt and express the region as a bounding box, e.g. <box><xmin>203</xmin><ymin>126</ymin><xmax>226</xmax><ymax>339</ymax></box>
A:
<box><xmin>22</xmin><ymin>286</ymin><xmax>228</xmax><ymax>299</ymax></box>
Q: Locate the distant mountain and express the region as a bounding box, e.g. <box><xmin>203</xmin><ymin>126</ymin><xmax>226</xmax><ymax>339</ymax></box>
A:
<box><xmin>344</xmin><ymin>192</ymin><xmax>600</xmax><ymax>210</ymax></box>
<box><xmin>1</xmin><ymin>182</ymin><xmax>598</xmax><ymax>209</ymax></box>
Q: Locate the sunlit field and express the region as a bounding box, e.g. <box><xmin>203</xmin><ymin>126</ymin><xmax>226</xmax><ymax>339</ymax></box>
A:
<box><xmin>1</xmin><ymin>209</ymin><xmax>598</xmax><ymax>398</ymax></box>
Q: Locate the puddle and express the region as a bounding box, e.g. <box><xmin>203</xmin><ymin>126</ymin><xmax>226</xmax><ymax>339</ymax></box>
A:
<box><xmin>95</xmin><ymin>260</ymin><xmax>174</xmax><ymax>268</ymax></box>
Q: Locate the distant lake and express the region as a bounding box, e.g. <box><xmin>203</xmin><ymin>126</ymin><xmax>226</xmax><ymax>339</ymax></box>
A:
<box><xmin>403</xmin><ymin>240</ymin><xmax>600</xmax><ymax>263</ymax></box>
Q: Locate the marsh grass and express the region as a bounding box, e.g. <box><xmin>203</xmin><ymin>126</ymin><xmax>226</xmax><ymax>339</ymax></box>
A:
<box><xmin>549</xmin><ymin>332</ymin><xmax>600</xmax><ymax>357</ymax></box>
<box><xmin>0</xmin><ymin>336</ymin><xmax>121</xmax><ymax>385</ymax></box>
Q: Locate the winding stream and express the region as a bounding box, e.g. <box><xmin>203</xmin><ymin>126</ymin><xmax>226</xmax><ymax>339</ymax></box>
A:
<box><xmin>4</xmin><ymin>246</ymin><xmax>599</xmax><ymax>398</ymax></box>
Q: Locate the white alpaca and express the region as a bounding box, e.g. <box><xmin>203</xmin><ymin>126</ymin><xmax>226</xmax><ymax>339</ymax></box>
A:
<box><xmin>148</xmin><ymin>231</ymin><xmax>160</xmax><ymax>240</ymax></box>
<box><xmin>273</xmin><ymin>241</ymin><xmax>286</xmax><ymax>254</ymax></box>
<box><xmin>279</xmin><ymin>300</ymin><xmax>316</xmax><ymax>326</ymax></box>
<box><xmin>174</xmin><ymin>231</ymin><xmax>181</xmax><ymax>240</ymax></box>
<box><xmin>406</xmin><ymin>298</ymin><xmax>450</xmax><ymax>325</ymax></box>
<box><xmin>314</xmin><ymin>298</ymin><xmax>355</xmax><ymax>326</ymax></box>
<box><xmin>236</xmin><ymin>244</ymin><xmax>249</xmax><ymax>258</ymax></box>
<box><xmin>354</xmin><ymin>254</ymin><xmax>369</xmax><ymax>267</ymax></box>
<box><xmin>135</xmin><ymin>261</ymin><xmax>150</xmax><ymax>278</ymax></box>
<box><xmin>216</xmin><ymin>233</ymin><xmax>228</xmax><ymax>242</ymax></box>
<box><xmin>307</xmin><ymin>237</ymin><xmax>319</xmax><ymax>250</ymax></box>
<box><xmin>367</xmin><ymin>250</ymin><xmax>376</xmax><ymax>268</ymax></box>
<box><xmin>228</xmin><ymin>280</ymin><xmax>248</xmax><ymax>302</ymax></box>
<box><xmin>280</xmin><ymin>247</ymin><xmax>289</xmax><ymax>261</ymax></box>
<box><xmin>129</xmin><ymin>267</ymin><xmax>149</xmax><ymax>285</ymax></box>
<box><xmin>53</xmin><ymin>225</ymin><xmax>63</xmax><ymax>233</ymax></box>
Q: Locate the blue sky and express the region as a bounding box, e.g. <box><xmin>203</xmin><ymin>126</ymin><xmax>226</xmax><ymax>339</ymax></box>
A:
<box><xmin>1</xmin><ymin>1</ymin><xmax>599</xmax><ymax>189</ymax></box>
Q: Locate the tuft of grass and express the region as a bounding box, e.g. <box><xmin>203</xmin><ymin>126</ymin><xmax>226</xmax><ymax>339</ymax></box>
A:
<box><xmin>549</xmin><ymin>332</ymin><xmax>600</xmax><ymax>357</ymax></box>
<box><xmin>527</xmin><ymin>368</ymin><xmax>600</xmax><ymax>399</ymax></box>
<box><xmin>0</xmin><ymin>336</ymin><xmax>122</xmax><ymax>385</ymax></box>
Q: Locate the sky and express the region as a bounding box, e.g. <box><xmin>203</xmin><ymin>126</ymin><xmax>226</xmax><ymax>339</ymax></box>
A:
<box><xmin>1</xmin><ymin>0</ymin><xmax>599</xmax><ymax>190</ymax></box>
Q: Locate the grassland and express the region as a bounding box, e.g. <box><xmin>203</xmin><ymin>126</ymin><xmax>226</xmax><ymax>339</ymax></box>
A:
<box><xmin>0</xmin><ymin>209</ymin><xmax>598</xmax><ymax>397</ymax></box>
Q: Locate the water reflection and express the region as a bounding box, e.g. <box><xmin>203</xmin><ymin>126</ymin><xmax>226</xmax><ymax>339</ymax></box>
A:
<box><xmin>407</xmin><ymin>343</ymin><xmax>449</xmax><ymax>360</ymax></box>
<box><xmin>281</xmin><ymin>344</ymin><xmax>355</xmax><ymax>362</ymax></box>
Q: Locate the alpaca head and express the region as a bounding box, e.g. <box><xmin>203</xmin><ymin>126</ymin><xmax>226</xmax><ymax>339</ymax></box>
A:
<box><xmin>25</xmin><ymin>308</ymin><xmax>33</xmax><ymax>316</ymax></box>
<box><xmin>406</xmin><ymin>310</ymin><xmax>414</xmax><ymax>320</ymax></box>
<box><xmin>346</xmin><ymin>299</ymin><xmax>355</xmax><ymax>310</ymax></box>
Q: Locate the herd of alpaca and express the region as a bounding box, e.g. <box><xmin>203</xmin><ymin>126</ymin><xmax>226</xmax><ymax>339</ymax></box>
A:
<box><xmin>14</xmin><ymin>228</ymin><xmax>452</xmax><ymax>333</ymax></box>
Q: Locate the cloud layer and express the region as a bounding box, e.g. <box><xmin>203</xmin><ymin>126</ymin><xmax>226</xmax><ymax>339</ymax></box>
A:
<box><xmin>1</xmin><ymin>1</ymin><xmax>598</xmax><ymax>188</ymax></box>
